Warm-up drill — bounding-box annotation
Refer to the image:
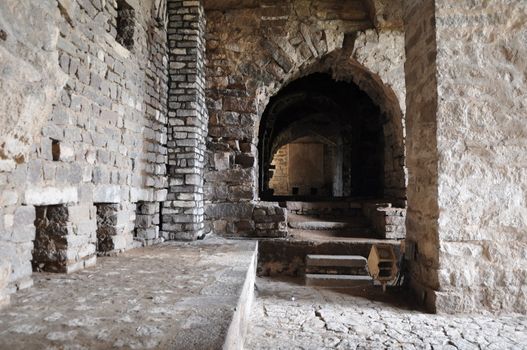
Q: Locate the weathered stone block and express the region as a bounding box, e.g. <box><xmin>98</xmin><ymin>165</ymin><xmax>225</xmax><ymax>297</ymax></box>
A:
<box><xmin>24</xmin><ymin>187</ymin><xmax>78</xmax><ymax>206</ymax></box>
<box><xmin>93</xmin><ymin>185</ymin><xmax>121</xmax><ymax>203</ymax></box>
<box><xmin>0</xmin><ymin>259</ymin><xmax>10</xmax><ymax>308</ymax></box>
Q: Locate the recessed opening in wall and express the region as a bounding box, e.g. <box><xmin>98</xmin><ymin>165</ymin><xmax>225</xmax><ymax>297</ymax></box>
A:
<box><xmin>51</xmin><ymin>140</ymin><xmax>60</xmax><ymax>161</ymax></box>
<box><xmin>259</xmin><ymin>73</ymin><xmax>385</xmax><ymax>201</ymax></box>
<box><xmin>95</xmin><ymin>203</ymin><xmax>118</xmax><ymax>254</ymax></box>
<box><xmin>33</xmin><ymin>205</ymin><xmax>69</xmax><ymax>272</ymax></box>
<box><xmin>116</xmin><ymin>0</ymin><xmax>135</xmax><ymax>50</ymax></box>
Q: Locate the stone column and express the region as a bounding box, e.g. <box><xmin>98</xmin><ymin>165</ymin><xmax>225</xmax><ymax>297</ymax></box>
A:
<box><xmin>404</xmin><ymin>0</ymin><xmax>527</xmax><ymax>313</ymax></box>
<box><xmin>164</xmin><ymin>0</ymin><xmax>208</xmax><ymax>240</ymax></box>
<box><xmin>403</xmin><ymin>0</ymin><xmax>440</xmax><ymax>313</ymax></box>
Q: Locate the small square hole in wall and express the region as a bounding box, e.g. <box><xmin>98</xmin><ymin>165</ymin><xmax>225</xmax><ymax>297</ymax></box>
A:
<box><xmin>292</xmin><ymin>187</ymin><xmax>299</xmax><ymax>195</ymax></box>
<box><xmin>51</xmin><ymin>140</ymin><xmax>61</xmax><ymax>161</ymax></box>
<box><xmin>116</xmin><ymin>0</ymin><xmax>135</xmax><ymax>50</ymax></box>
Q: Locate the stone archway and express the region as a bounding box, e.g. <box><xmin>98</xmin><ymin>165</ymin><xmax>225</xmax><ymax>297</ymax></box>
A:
<box><xmin>203</xmin><ymin>0</ymin><xmax>407</xmax><ymax>236</ymax></box>
<box><xmin>258</xmin><ymin>72</ymin><xmax>386</xmax><ymax>201</ymax></box>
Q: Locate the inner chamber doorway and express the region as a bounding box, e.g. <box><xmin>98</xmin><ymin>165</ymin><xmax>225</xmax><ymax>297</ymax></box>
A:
<box><xmin>259</xmin><ymin>73</ymin><xmax>386</xmax><ymax>201</ymax></box>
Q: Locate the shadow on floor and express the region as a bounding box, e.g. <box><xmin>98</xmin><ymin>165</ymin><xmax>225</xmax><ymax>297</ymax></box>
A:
<box><xmin>256</xmin><ymin>276</ymin><xmax>426</xmax><ymax>312</ymax></box>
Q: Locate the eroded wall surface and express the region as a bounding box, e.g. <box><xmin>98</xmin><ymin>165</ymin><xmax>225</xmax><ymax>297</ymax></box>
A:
<box><xmin>405</xmin><ymin>0</ymin><xmax>527</xmax><ymax>313</ymax></box>
<box><xmin>435</xmin><ymin>0</ymin><xmax>527</xmax><ymax>313</ymax></box>
<box><xmin>0</xmin><ymin>0</ymin><xmax>168</xmax><ymax>298</ymax></box>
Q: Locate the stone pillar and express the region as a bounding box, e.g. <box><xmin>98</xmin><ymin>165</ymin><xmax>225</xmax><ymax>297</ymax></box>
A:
<box><xmin>164</xmin><ymin>0</ymin><xmax>208</xmax><ymax>240</ymax></box>
<box><xmin>404</xmin><ymin>0</ymin><xmax>527</xmax><ymax>313</ymax></box>
<box><xmin>403</xmin><ymin>0</ymin><xmax>440</xmax><ymax>313</ymax></box>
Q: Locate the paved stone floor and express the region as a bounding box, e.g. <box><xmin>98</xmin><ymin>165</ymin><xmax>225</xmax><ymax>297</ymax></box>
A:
<box><xmin>0</xmin><ymin>238</ymin><xmax>257</xmax><ymax>350</ymax></box>
<box><xmin>245</xmin><ymin>277</ymin><xmax>527</xmax><ymax>350</ymax></box>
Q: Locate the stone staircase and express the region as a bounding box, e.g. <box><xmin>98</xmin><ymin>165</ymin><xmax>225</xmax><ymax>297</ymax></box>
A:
<box><xmin>257</xmin><ymin>200</ymin><xmax>403</xmax><ymax>281</ymax></box>
<box><xmin>305</xmin><ymin>254</ymin><xmax>373</xmax><ymax>288</ymax></box>
<box><xmin>288</xmin><ymin>213</ymin><xmax>372</xmax><ymax>237</ymax></box>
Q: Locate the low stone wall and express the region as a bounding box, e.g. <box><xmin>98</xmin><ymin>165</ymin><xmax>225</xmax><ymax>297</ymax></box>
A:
<box><xmin>362</xmin><ymin>202</ymin><xmax>406</xmax><ymax>239</ymax></box>
<box><xmin>286</xmin><ymin>201</ymin><xmax>362</xmax><ymax>217</ymax></box>
<box><xmin>205</xmin><ymin>201</ymin><xmax>287</xmax><ymax>238</ymax></box>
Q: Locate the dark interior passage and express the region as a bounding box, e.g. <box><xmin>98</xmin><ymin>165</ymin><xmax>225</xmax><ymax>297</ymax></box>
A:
<box><xmin>259</xmin><ymin>73</ymin><xmax>384</xmax><ymax>200</ymax></box>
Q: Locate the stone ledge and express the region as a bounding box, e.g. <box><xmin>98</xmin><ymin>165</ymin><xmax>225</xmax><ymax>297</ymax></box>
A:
<box><xmin>24</xmin><ymin>186</ymin><xmax>78</xmax><ymax>206</ymax></box>
<box><xmin>0</xmin><ymin>237</ymin><xmax>257</xmax><ymax>350</ymax></box>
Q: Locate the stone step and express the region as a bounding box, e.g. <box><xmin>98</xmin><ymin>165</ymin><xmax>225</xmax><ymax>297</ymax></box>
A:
<box><xmin>305</xmin><ymin>274</ymin><xmax>373</xmax><ymax>288</ymax></box>
<box><xmin>286</xmin><ymin>201</ymin><xmax>363</xmax><ymax>216</ymax></box>
<box><xmin>305</xmin><ymin>265</ymin><xmax>368</xmax><ymax>276</ymax></box>
<box><xmin>289</xmin><ymin>220</ymin><xmax>369</xmax><ymax>231</ymax></box>
<box><xmin>306</xmin><ymin>254</ymin><xmax>367</xmax><ymax>268</ymax></box>
<box><xmin>286</xmin><ymin>201</ymin><xmax>362</xmax><ymax>211</ymax></box>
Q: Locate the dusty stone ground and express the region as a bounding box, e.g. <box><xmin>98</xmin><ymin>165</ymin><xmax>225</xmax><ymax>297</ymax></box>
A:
<box><xmin>245</xmin><ymin>277</ymin><xmax>527</xmax><ymax>350</ymax></box>
<box><xmin>0</xmin><ymin>238</ymin><xmax>256</xmax><ymax>350</ymax></box>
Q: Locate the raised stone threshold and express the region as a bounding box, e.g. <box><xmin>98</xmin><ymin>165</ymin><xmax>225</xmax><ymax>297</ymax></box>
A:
<box><xmin>0</xmin><ymin>237</ymin><xmax>257</xmax><ymax>350</ymax></box>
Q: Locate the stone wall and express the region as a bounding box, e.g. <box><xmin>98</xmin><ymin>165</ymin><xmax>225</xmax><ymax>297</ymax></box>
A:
<box><xmin>403</xmin><ymin>0</ymin><xmax>440</xmax><ymax>312</ymax></box>
<box><xmin>405</xmin><ymin>0</ymin><xmax>527</xmax><ymax>313</ymax></box>
<box><xmin>203</xmin><ymin>0</ymin><xmax>407</xmax><ymax>236</ymax></box>
<box><xmin>205</xmin><ymin>201</ymin><xmax>287</xmax><ymax>238</ymax></box>
<box><xmin>362</xmin><ymin>201</ymin><xmax>406</xmax><ymax>240</ymax></box>
<box><xmin>0</xmin><ymin>0</ymin><xmax>168</xmax><ymax>299</ymax></box>
<box><xmin>434</xmin><ymin>0</ymin><xmax>527</xmax><ymax>313</ymax></box>
<box><xmin>268</xmin><ymin>145</ymin><xmax>289</xmax><ymax>196</ymax></box>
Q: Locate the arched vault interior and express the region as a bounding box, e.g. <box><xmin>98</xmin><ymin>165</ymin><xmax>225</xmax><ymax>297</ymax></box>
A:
<box><xmin>259</xmin><ymin>73</ymin><xmax>385</xmax><ymax>200</ymax></box>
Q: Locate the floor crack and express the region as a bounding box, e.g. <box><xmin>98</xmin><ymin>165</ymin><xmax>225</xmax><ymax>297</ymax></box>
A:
<box><xmin>314</xmin><ymin>309</ymin><xmax>328</xmax><ymax>330</ymax></box>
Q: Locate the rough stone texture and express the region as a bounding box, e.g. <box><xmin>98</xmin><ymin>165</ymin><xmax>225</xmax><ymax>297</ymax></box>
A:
<box><xmin>404</xmin><ymin>0</ymin><xmax>527</xmax><ymax>313</ymax></box>
<box><xmin>268</xmin><ymin>145</ymin><xmax>289</xmax><ymax>195</ymax></box>
<box><xmin>362</xmin><ymin>201</ymin><xmax>406</xmax><ymax>239</ymax></box>
<box><xmin>403</xmin><ymin>0</ymin><xmax>440</xmax><ymax>313</ymax></box>
<box><xmin>206</xmin><ymin>201</ymin><xmax>287</xmax><ymax>238</ymax></box>
<box><xmin>0</xmin><ymin>238</ymin><xmax>257</xmax><ymax>349</ymax></box>
<box><xmin>95</xmin><ymin>203</ymin><xmax>135</xmax><ymax>254</ymax></box>
<box><xmin>0</xmin><ymin>259</ymin><xmax>10</xmax><ymax>308</ymax></box>
<box><xmin>164</xmin><ymin>0</ymin><xmax>209</xmax><ymax>241</ymax></box>
<box><xmin>204</xmin><ymin>0</ymin><xmax>407</xmax><ymax>236</ymax></box>
<box><xmin>0</xmin><ymin>0</ymin><xmax>524</xmax><ymax>320</ymax></box>
<box><xmin>0</xmin><ymin>1</ymin><xmax>67</xmax><ymax>163</ymax></box>
<box><xmin>286</xmin><ymin>201</ymin><xmax>362</xmax><ymax>217</ymax></box>
<box><xmin>33</xmin><ymin>204</ymin><xmax>97</xmax><ymax>274</ymax></box>
<box><xmin>0</xmin><ymin>0</ymin><xmax>168</xmax><ymax>299</ymax></box>
<box><xmin>245</xmin><ymin>277</ymin><xmax>527</xmax><ymax>349</ymax></box>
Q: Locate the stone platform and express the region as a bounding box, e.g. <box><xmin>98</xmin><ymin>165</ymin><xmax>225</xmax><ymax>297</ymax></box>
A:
<box><xmin>0</xmin><ymin>237</ymin><xmax>257</xmax><ymax>350</ymax></box>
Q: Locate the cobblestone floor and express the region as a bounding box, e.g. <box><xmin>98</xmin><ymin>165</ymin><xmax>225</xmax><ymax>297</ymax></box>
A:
<box><xmin>245</xmin><ymin>277</ymin><xmax>527</xmax><ymax>350</ymax></box>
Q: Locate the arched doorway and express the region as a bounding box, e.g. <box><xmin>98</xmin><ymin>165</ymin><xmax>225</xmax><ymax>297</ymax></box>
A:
<box><xmin>259</xmin><ymin>73</ymin><xmax>385</xmax><ymax>201</ymax></box>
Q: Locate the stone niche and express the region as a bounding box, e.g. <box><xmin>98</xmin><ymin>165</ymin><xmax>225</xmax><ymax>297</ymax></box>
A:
<box><xmin>32</xmin><ymin>205</ymin><xmax>96</xmax><ymax>273</ymax></box>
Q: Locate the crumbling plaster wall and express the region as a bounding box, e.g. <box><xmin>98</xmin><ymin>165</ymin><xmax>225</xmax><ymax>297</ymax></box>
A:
<box><xmin>0</xmin><ymin>0</ymin><xmax>168</xmax><ymax>300</ymax></box>
<box><xmin>204</xmin><ymin>0</ymin><xmax>407</xmax><ymax>237</ymax></box>
<box><xmin>405</xmin><ymin>0</ymin><xmax>527</xmax><ymax>313</ymax></box>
